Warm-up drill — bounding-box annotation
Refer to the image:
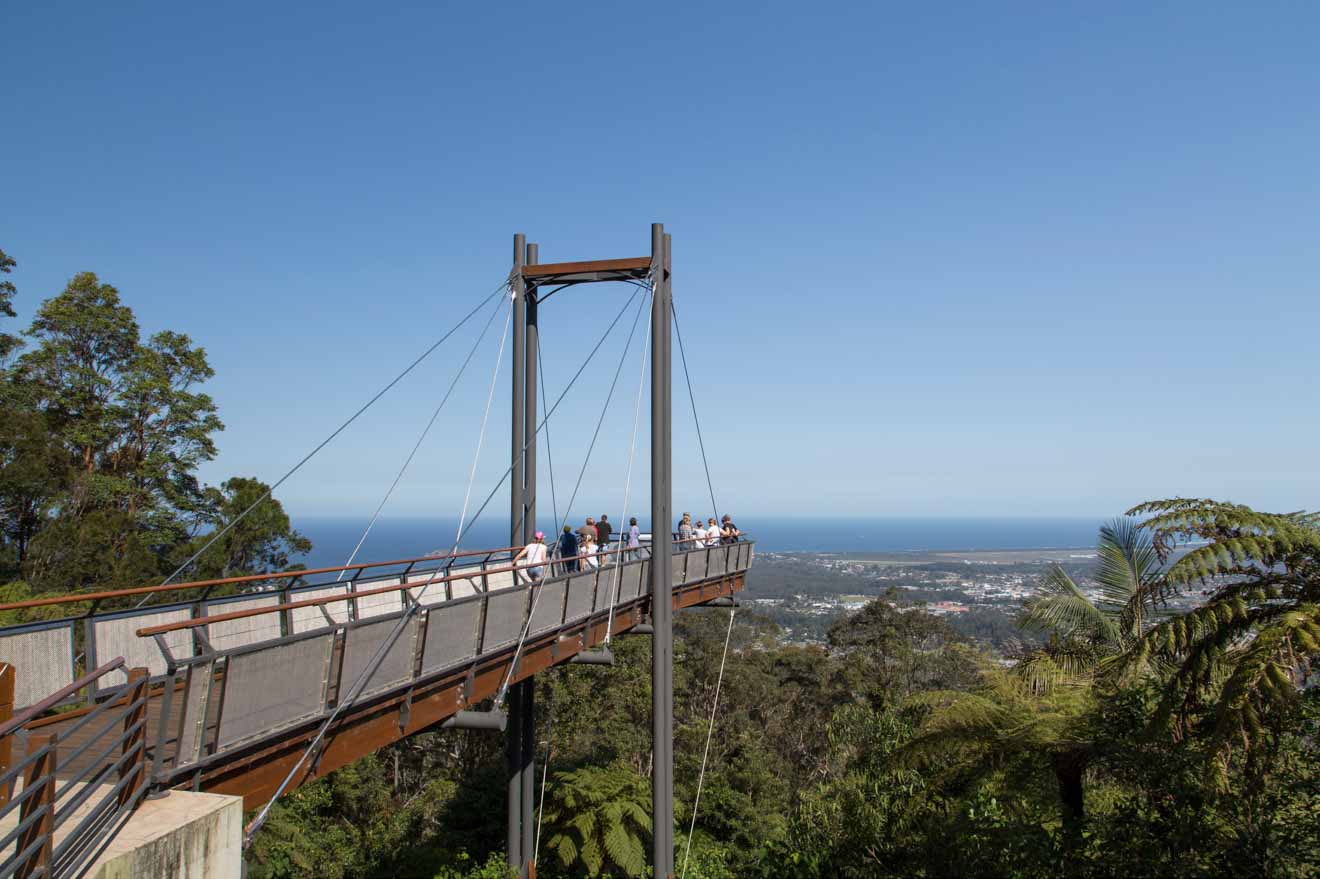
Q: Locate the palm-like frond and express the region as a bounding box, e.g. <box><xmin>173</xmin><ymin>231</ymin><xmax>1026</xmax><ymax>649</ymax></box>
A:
<box><xmin>1125</xmin><ymin>498</ymin><xmax>1320</xmax><ymax>775</ymax></box>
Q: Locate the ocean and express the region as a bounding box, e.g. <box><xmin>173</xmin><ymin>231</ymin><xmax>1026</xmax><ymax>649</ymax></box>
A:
<box><xmin>295</xmin><ymin>516</ymin><xmax>1105</xmax><ymax>568</ymax></box>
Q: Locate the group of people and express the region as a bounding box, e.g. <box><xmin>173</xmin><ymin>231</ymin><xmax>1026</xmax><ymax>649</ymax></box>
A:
<box><xmin>513</xmin><ymin>514</ymin><xmax>643</xmax><ymax>582</ymax></box>
<box><xmin>514</xmin><ymin>511</ymin><xmax>741</xmax><ymax>583</ymax></box>
<box><xmin>677</xmin><ymin>512</ymin><xmax>740</xmax><ymax>547</ymax></box>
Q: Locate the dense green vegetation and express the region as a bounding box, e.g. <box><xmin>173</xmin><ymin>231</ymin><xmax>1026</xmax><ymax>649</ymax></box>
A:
<box><xmin>0</xmin><ymin>251</ymin><xmax>307</xmax><ymax>612</ymax></box>
<box><xmin>247</xmin><ymin>509</ymin><xmax>1320</xmax><ymax>878</ymax></box>
<box><xmin>3</xmin><ymin>250</ymin><xmax>1316</xmax><ymax>876</ymax></box>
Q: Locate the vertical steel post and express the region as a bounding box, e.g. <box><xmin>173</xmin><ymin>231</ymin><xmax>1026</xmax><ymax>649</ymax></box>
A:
<box><xmin>507</xmin><ymin>232</ymin><xmax>527</xmax><ymax>871</ymax></box>
<box><xmin>649</xmin><ymin>222</ymin><xmax>674</xmax><ymax>877</ymax></box>
<box><xmin>661</xmin><ymin>231</ymin><xmax>674</xmax><ymax>869</ymax></box>
<box><xmin>520</xmin><ymin>241</ymin><xmax>539</xmax><ymax>875</ymax></box>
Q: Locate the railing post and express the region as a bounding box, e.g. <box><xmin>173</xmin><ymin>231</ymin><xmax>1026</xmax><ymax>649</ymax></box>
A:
<box><xmin>0</xmin><ymin>663</ymin><xmax>13</xmax><ymax>807</ymax></box>
<box><xmin>118</xmin><ymin>667</ymin><xmax>150</xmax><ymax>807</ymax></box>
<box><xmin>17</xmin><ymin>735</ymin><xmax>56</xmax><ymax>879</ymax></box>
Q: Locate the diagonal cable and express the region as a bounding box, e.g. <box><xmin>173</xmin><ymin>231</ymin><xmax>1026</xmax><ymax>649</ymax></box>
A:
<box><xmin>146</xmin><ymin>279</ymin><xmax>509</xmax><ymax>604</ymax></box>
<box><xmin>243</xmin><ymin>294</ymin><xmax>513</xmax><ymax>848</ymax></box>
<box><xmin>672</xmin><ymin>304</ymin><xmax>720</xmax><ymax>524</ymax></box>
<box><xmin>336</xmin><ymin>294</ymin><xmax>507</xmax><ymax>580</ymax></box>
<box><xmin>679</xmin><ymin>608</ymin><xmax>736</xmax><ymax>879</ymax></box>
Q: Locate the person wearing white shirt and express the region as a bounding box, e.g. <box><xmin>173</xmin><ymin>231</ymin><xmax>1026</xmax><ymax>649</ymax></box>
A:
<box><xmin>514</xmin><ymin>532</ymin><xmax>549</xmax><ymax>583</ymax></box>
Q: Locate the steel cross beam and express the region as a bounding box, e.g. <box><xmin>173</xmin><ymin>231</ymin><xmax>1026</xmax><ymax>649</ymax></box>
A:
<box><xmin>505</xmin><ymin>226</ymin><xmax>671</xmax><ymax>879</ymax></box>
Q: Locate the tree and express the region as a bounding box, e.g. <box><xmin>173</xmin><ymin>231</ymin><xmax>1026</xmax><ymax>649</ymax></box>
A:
<box><xmin>0</xmin><ymin>248</ymin><xmax>20</xmax><ymax>361</ymax></box>
<box><xmin>179</xmin><ymin>477</ymin><xmax>311</xmax><ymax>583</ymax></box>
<box><xmin>1014</xmin><ymin>517</ymin><xmax>1167</xmax><ymax>693</ymax></box>
<box><xmin>541</xmin><ymin>764</ymin><xmax>651</xmax><ymax>877</ymax></box>
<box><xmin>1124</xmin><ymin>498</ymin><xmax>1320</xmax><ymax>779</ymax></box>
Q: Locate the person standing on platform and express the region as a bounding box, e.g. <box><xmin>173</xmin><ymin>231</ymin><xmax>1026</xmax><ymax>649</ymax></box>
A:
<box><xmin>721</xmin><ymin>514</ymin><xmax>741</xmax><ymax>544</ymax></box>
<box><xmin>705</xmin><ymin>517</ymin><xmax>720</xmax><ymax>547</ymax></box>
<box><xmin>627</xmin><ymin>517</ymin><xmax>642</xmax><ymax>559</ymax></box>
<box><xmin>514</xmin><ymin>532</ymin><xmax>548</xmax><ymax>583</ymax></box>
<box><xmin>559</xmin><ymin>525</ymin><xmax>580</xmax><ymax>573</ymax></box>
<box><xmin>597</xmin><ymin>514</ymin><xmax>613</xmax><ymax>555</ymax></box>
<box><xmin>678</xmin><ymin>513</ymin><xmax>694</xmax><ymax>546</ymax></box>
<box><xmin>577</xmin><ymin>517</ymin><xmax>597</xmax><ymax>550</ymax></box>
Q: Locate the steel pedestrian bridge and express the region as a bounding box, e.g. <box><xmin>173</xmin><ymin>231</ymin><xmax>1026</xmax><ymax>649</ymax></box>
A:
<box><xmin>0</xmin><ymin>223</ymin><xmax>736</xmax><ymax>878</ymax></box>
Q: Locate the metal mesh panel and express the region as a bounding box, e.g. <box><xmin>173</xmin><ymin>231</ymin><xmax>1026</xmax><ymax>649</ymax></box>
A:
<box><xmin>204</xmin><ymin>595</ymin><xmax>282</xmax><ymax>652</ymax></box>
<box><xmin>288</xmin><ymin>585</ymin><xmax>350</xmax><ymax>634</ymax></box>
<box><xmin>687</xmin><ymin>548</ymin><xmax>710</xmax><ymax>582</ymax></box>
<box><xmin>671</xmin><ymin>553</ymin><xmax>688</xmax><ymax>586</ymax></box>
<box><xmin>564</xmin><ymin>573</ymin><xmax>597</xmax><ymax>621</ymax></box>
<box><xmin>175</xmin><ymin>661</ymin><xmax>214</xmax><ymax>768</ymax></box>
<box><xmin>481</xmin><ymin>589</ymin><xmax>527</xmax><ymax>652</ymax></box>
<box><xmin>528</xmin><ymin>581</ymin><xmax>567</xmax><ymax>636</ymax></box>
<box><xmin>738</xmin><ymin>542</ymin><xmax>752</xmax><ymax>569</ymax></box>
<box><xmin>421</xmin><ymin>600</ymin><xmax>482</xmax><ymax>675</ymax></box>
<box><xmin>633</xmin><ymin>560</ymin><xmax>651</xmax><ymax>602</ymax></box>
<box><xmin>217</xmin><ymin>634</ymin><xmax>333</xmax><ymax>750</ymax></box>
<box><xmin>353</xmin><ymin>579</ymin><xmax>404</xmax><ymax>619</ymax></box>
<box><xmin>615</xmin><ymin>554</ymin><xmax>641</xmax><ymax>601</ymax></box>
<box><xmin>484</xmin><ymin>568</ymin><xmax>516</xmax><ymax>592</ymax></box>
<box><xmin>708</xmin><ymin>546</ymin><xmax>730</xmax><ymax>577</ymax></box>
<box><xmin>747</xmin><ymin>543</ymin><xmax>755</xmax><ymax>567</ymax></box>
<box><xmin>93</xmin><ymin>609</ymin><xmax>192</xmax><ymax>686</ymax></box>
<box><xmin>339</xmin><ymin>617</ymin><xmax>418</xmax><ymax>701</ymax></box>
<box><xmin>0</xmin><ymin>625</ymin><xmax>74</xmax><ymax>709</ymax></box>
<box><xmin>413</xmin><ymin>565</ymin><xmax>482</xmax><ymax>600</ymax></box>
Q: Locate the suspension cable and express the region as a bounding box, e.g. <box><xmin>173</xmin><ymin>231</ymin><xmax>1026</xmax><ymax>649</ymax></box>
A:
<box><xmin>537</xmin><ymin>344</ymin><xmax>559</xmax><ymax>532</ymax></box>
<box><xmin>147</xmin><ymin>280</ymin><xmax>510</xmax><ymax>604</ymax></box>
<box><xmin>243</xmin><ymin>294</ymin><xmax>514</xmax><ymax>849</ymax></box>
<box><xmin>603</xmin><ymin>279</ymin><xmax>654</xmax><ymax>643</ymax></box>
<box><xmin>336</xmin><ymin>294</ymin><xmax>507</xmax><ymax>580</ymax></box>
<box><xmin>555</xmin><ymin>288</ymin><xmax>650</xmax><ymax>533</ymax></box>
<box><xmin>449</xmin><ymin>286</ymin><xmax>642</xmax><ymax>555</ymax></box>
<box><xmin>494</xmin><ymin>289</ymin><xmax>648</xmax><ymax>705</ymax></box>
<box><xmin>672</xmin><ymin>304</ymin><xmax>720</xmax><ymax>525</ymax></box>
<box><xmin>679</xmin><ymin>608</ymin><xmax>736</xmax><ymax>879</ymax></box>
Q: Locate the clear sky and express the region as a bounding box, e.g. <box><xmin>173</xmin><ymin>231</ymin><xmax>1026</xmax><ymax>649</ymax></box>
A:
<box><xmin>4</xmin><ymin>2</ymin><xmax>1318</xmax><ymax>525</ymax></box>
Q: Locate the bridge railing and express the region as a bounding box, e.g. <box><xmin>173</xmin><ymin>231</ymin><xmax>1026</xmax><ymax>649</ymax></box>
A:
<box><xmin>0</xmin><ymin>658</ymin><xmax>152</xmax><ymax>879</ymax></box>
<box><xmin>0</xmin><ymin>547</ymin><xmax>520</xmax><ymax>710</ymax></box>
<box><xmin>138</xmin><ymin>539</ymin><xmax>753</xmax><ymax>784</ymax></box>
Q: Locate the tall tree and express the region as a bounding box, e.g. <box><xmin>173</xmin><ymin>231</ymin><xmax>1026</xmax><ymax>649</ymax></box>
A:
<box><xmin>0</xmin><ymin>248</ymin><xmax>19</xmax><ymax>361</ymax></box>
<box><xmin>1125</xmin><ymin>498</ymin><xmax>1320</xmax><ymax>779</ymax></box>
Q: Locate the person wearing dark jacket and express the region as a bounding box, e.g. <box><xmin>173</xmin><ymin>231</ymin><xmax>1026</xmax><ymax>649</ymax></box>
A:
<box><xmin>559</xmin><ymin>525</ymin><xmax>580</xmax><ymax>573</ymax></box>
<box><xmin>597</xmin><ymin>515</ymin><xmax>613</xmax><ymax>552</ymax></box>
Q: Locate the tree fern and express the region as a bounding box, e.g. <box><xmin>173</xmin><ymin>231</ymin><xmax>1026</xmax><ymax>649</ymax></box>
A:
<box><xmin>1125</xmin><ymin>498</ymin><xmax>1320</xmax><ymax>777</ymax></box>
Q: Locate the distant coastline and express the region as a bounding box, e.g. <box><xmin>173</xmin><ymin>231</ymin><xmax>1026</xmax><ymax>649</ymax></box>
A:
<box><xmin>293</xmin><ymin>515</ymin><xmax>1105</xmax><ymax>569</ymax></box>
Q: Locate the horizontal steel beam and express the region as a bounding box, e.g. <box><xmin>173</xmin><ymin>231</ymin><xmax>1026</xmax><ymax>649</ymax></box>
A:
<box><xmin>520</xmin><ymin>256</ymin><xmax>651</xmax><ymax>285</ymax></box>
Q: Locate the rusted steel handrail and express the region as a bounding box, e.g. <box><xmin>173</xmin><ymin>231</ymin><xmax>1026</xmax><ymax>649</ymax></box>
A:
<box><xmin>0</xmin><ymin>546</ymin><xmax>520</xmax><ymax>614</ymax></box>
<box><xmin>0</xmin><ymin>658</ymin><xmax>126</xmax><ymax>739</ymax></box>
<box><xmin>135</xmin><ymin>541</ymin><xmax>660</xmax><ymax>638</ymax></box>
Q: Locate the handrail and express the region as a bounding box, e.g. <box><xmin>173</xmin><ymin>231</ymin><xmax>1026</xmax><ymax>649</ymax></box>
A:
<box><xmin>0</xmin><ymin>546</ymin><xmax>520</xmax><ymax>614</ymax></box>
<box><xmin>134</xmin><ymin>542</ymin><xmax>650</xmax><ymax>638</ymax></box>
<box><xmin>0</xmin><ymin>657</ymin><xmax>126</xmax><ymax>738</ymax></box>
<box><xmin>135</xmin><ymin>537</ymin><xmax>749</xmax><ymax>640</ymax></box>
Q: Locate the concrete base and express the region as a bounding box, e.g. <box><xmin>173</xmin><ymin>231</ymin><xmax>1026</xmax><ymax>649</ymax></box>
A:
<box><xmin>89</xmin><ymin>791</ymin><xmax>242</xmax><ymax>879</ymax></box>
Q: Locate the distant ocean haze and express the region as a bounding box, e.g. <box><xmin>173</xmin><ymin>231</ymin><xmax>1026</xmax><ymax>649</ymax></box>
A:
<box><xmin>293</xmin><ymin>516</ymin><xmax>1106</xmax><ymax>569</ymax></box>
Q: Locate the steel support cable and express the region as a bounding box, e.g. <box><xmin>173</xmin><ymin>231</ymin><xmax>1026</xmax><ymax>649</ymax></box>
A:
<box><xmin>494</xmin><ymin>288</ymin><xmax>649</xmax><ymax>706</ymax></box>
<box><xmin>336</xmin><ymin>293</ymin><xmax>508</xmax><ymax>580</ymax></box>
<box><xmin>246</xmin><ymin>287</ymin><xmax>639</xmax><ymax>848</ymax></box>
<box><xmin>603</xmin><ymin>278</ymin><xmax>655</xmax><ymax>644</ymax></box>
<box><xmin>537</xmin><ymin>344</ymin><xmax>559</xmax><ymax>537</ymax></box>
<box><xmin>243</xmin><ymin>295</ymin><xmax>514</xmax><ymax>849</ymax></box>
<box><xmin>679</xmin><ymin>608</ymin><xmax>736</xmax><ymax>879</ymax></box>
<box><xmin>448</xmin><ymin>286</ymin><xmax>642</xmax><ymax>564</ymax></box>
<box><xmin>143</xmin><ymin>279</ymin><xmax>510</xmax><ymax>606</ymax></box>
<box><xmin>554</xmin><ymin>287</ymin><xmax>651</xmax><ymax>535</ymax></box>
<box><xmin>671</xmin><ymin>305</ymin><xmax>720</xmax><ymax>525</ymax></box>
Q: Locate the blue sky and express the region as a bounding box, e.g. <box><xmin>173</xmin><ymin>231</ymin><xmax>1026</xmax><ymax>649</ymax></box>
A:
<box><xmin>3</xmin><ymin>2</ymin><xmax>1318</xmax><ymax>526</ymax></box>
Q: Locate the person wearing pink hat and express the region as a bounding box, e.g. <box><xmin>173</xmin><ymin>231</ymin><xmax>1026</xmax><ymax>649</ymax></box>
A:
<box><xmin>514</xmin><ymin>531</ymin><xmax>548</xmax><ymax>583</ymax></box>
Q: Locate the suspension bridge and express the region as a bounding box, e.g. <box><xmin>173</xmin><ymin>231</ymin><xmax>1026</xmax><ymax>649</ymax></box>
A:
<box><xmin>0</xmin><ymin>224</ymin><xmax>752</xmax><ymax>878</ymax></box>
